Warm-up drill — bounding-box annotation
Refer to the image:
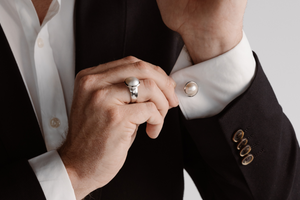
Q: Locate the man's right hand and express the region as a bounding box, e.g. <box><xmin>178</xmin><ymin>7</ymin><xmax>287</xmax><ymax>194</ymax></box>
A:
<box><xmin>57</xmin><ymin>56</ymin><xmax>178</xmax><ymax>199</ymax></box>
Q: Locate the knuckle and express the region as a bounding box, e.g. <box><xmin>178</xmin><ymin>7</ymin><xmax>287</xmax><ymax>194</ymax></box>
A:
<box><xmin>89</xmin><ymin>88</ymin><xmax>109</xmax><ymax>107</ymax></box>
<box><xmin>134</xmin><ymin>61</ymin><xmax>149</xmax><ymax>73</ymax></box>
<box><xmin>143</xmin><ymin>79</ymin><xmax>156</xmax><ymax>91</ymax></box>
<box><xmin>76</xmin><ymin>67</ymin><xmax>94</xmax><ymax>78</ymax></box>
<box><xmin>78</xmin><ymin>74</ymin><xmax>96</xmax><ymax>90</ymax></box>
<box><xmin>106</xmin><ymin>106</ymin><xmax>122</xmax><ymax>124</ymax></box>
<box><xmin>75</xmin><ymin>70</ymin><xmax>86</xmax><ymax>82</ymax></box>
<box><xmin>93</xmin><ymin>88</ymin><xmax>109</xmax><ymax>102</ymax></box>
<box><xmin>162</xmin><ymin>98</ymin><xmax>169</xmax><ymax>110</ymax></box>
<box><xmin>120</xmin><ymin>130</ymin><xmax>134</xmax><ymax>143</ymax></box>
<box><xmin>146</xmin><ymin>102</ymin><xmax>156</xmax><ymax>111</ymax></box>
<box><xmin>124</xmin><ymin>56</ymin><xmax>139</xmax><ymax>63</ymax></box>
<box><xmin>153</xmin><ymin>65</ymin><xmax>166</xmax><ymax>75</ymax></box>
<box><xmin>166</xmin><ymin>76</ymin><xmax>176</xmax><ymax>89</ymax></box>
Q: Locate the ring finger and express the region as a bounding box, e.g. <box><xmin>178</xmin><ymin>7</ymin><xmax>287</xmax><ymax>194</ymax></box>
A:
<box><xmin>106</xmin><ymin>79</ymin><xmax>169</xmax><ymax>118</ymax></box>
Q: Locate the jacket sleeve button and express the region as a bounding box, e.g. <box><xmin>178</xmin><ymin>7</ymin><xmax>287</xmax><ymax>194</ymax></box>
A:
<box><xmin>240</xmin><ymin>145</ymin><xmax>252</xmax><ymax>157</ymax></box>
<box><xmin>237</xmin><ymin>138</ymin><xmax>248</xmax><ymax>150</ymax></box>
<box><xmin>242</xmin><ymin>154</ymin><xmax>254</xmax><ymax>165</ymax></box>
<box><xmin>232</xmin><ymin>129</ymin><xmax>244</xmax><ymax>143</ymax></box>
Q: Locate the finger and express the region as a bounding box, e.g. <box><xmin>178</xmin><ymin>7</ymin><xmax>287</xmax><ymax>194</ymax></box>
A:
<box><xmin>138</xmin><ymin>79</ymin><xmax>169</xmax><ymax>118</ymax></box>
<box><xmin>74</xmin><ymin>56</ymin><xmax>141</xmax><ymax>88</ymax></box>
<box><xmin>129</xmin><ymin>125</ymin><xmax>139</xmax><ymax>146</ymax></box>
<box><xmin>88</xmin><ymin>56</ymin><xmax>142</xmax><ymax>74</ymax></box>
<box><xmin>96</xmin><ymin>61</ymin><xmax>178</xmax><ymax>107</ymax></box>
<box><xmin>106</xmin><ymin>79</ymin><xmax>169</xmax><ymax>118</ymax></box>
<box><xmin>124</xmin><ymin>102</ymin><xmax>164</xmax><ymax>139</ymax></box>
<box><xmin>74</xmin><ymin>58</ymin><xmax>175</xmax><ymax>107</ymax></box>
<box><xmin>88</xmin><ymin>57</ymin><xmax>168</xmax><ymax>78</ymax></box>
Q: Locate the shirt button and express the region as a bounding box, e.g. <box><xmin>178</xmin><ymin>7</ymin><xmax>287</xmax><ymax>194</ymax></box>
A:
<box><xmin>37</xmin><ymin>38</ymin><xmax>44</xmax><ymax>48</ymax></box>
<box><xmin>184</xmin><ymin>81</ymin><xmax>198</xmax><ymax>97</ymax></box>
<box><xmin>50</xmin><ymin>118</ymin><xmax>61</xmax><ymax>128</ymax></box>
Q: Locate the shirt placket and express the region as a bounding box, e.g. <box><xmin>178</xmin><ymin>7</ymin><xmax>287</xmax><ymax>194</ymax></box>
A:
<box><xmin>33</xmin><ymin>0</ymin><xmax>68</xmax><ymax>151</ymax></box>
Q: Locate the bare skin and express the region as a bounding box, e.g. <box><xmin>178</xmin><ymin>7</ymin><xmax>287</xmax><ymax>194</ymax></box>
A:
<box><xmin>31</xmin><ymin>0</ymin><xmax>248</xmax><ymax>199</ymax></box>
<box><xmin>156</xmin><ymin>0</ymin><xmax>247</xmax><ymax>64</ymax></box>
<box><xmin>58</xmin><ymin>57</ymin><xmax>178</xmax><ymax>199</ymax></box>
<box><xmin>30</xmin><ymin>1</ymin><xmax>179</xmax><ymax>199</ymax></box>
<box><xmin>31</xmin><ymin>0</ymin><xmax>52</xmax><ymax>25</ymax></box>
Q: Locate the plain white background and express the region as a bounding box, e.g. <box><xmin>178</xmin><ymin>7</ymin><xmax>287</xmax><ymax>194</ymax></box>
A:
<box><xmin>183</xmin><ymin>0</ymin><xmax>300</xmax><ymax>199</ymax></box>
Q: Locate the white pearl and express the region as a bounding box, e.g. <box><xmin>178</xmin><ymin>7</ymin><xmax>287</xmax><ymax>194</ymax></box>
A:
<box><xmin>125</xmin><ymin>77</ymin><xmax>140</xmax><ymax>87</ymax></box>
<box><xmin>184</xmin><ymin>81</ymin><xmax>198</xmax><ymax>97</ymax></box>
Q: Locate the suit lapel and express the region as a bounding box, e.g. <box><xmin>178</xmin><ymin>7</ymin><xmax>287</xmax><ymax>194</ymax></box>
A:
<box><xmin>0</xmin><ymin>25</ymin><xmax>46</xmax><ymax>162</ymax></box>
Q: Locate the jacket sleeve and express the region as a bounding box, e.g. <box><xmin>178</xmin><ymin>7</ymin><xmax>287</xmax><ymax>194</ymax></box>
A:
<box><xmin>181</xmin><ymin>52</ymin><xmax>300</xmax><ymax>200</ymax></box>
<box><xmin>0</xmin><ymin>24</ymin><xmax>47</xmax><ymax>200</ymax></box>
<box><xmin>0</xmin><ymin>160</ymin><xmax>46</xmax><ymax>200</ymax></box>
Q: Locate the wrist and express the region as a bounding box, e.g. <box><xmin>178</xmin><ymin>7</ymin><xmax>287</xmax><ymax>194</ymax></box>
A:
<box><xmin>181</xmin><ymin>29</ymin><xmax>243</xmax><ymax>64</ymax></box>
<box><xmin>58</xmin><ymin>146</ymin><xmax>97</xmax><ymax>200</ymax></box>
<box><xmin>64</xmin><ymin>166</ymin><xmax>95</xmax><ymax>200</ymax></box>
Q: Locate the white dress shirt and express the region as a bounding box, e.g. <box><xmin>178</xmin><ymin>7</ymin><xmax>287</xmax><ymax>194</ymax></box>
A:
<box><xmin>0</xmin><ymin>0</ymin><xmax>255</xmax><ymax>199</ymax></box>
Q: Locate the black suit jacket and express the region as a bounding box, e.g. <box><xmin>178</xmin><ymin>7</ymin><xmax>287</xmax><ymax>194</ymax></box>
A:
<box><xmin>0</xmin><ymin>0</ymin><xmax>299</xmax><ymax>199</ymax></box>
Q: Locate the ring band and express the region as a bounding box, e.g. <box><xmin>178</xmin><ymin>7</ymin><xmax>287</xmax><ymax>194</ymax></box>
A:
<box><xmin>124</xmin><ymin>77</ymin><xmax>140</xmax><ymax>103</ymax></box>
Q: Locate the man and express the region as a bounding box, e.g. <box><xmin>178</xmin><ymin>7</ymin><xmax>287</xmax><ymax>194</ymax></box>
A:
<box><xmin>0</xmin><ymin>0</ymin><xmax>299</xmax><ymax>200</ymax></box>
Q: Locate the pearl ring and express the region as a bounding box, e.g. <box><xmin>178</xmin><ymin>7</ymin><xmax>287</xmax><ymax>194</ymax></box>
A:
<box><xmin>124</xmin><ymin>77</ymin><xmax>140</xmax><ymax>103</ymax></box>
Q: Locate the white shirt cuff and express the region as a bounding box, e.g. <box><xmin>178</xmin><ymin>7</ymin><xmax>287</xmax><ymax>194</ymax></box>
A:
<box><xmin>28</xmin><ymin>150</ymin><xmax>76</xmax><ymax>200</ymax></box>
<box><xmin>170</xmin><ymin>31</ymin><xmax>256</xmax><ymax>120</ymax></box>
